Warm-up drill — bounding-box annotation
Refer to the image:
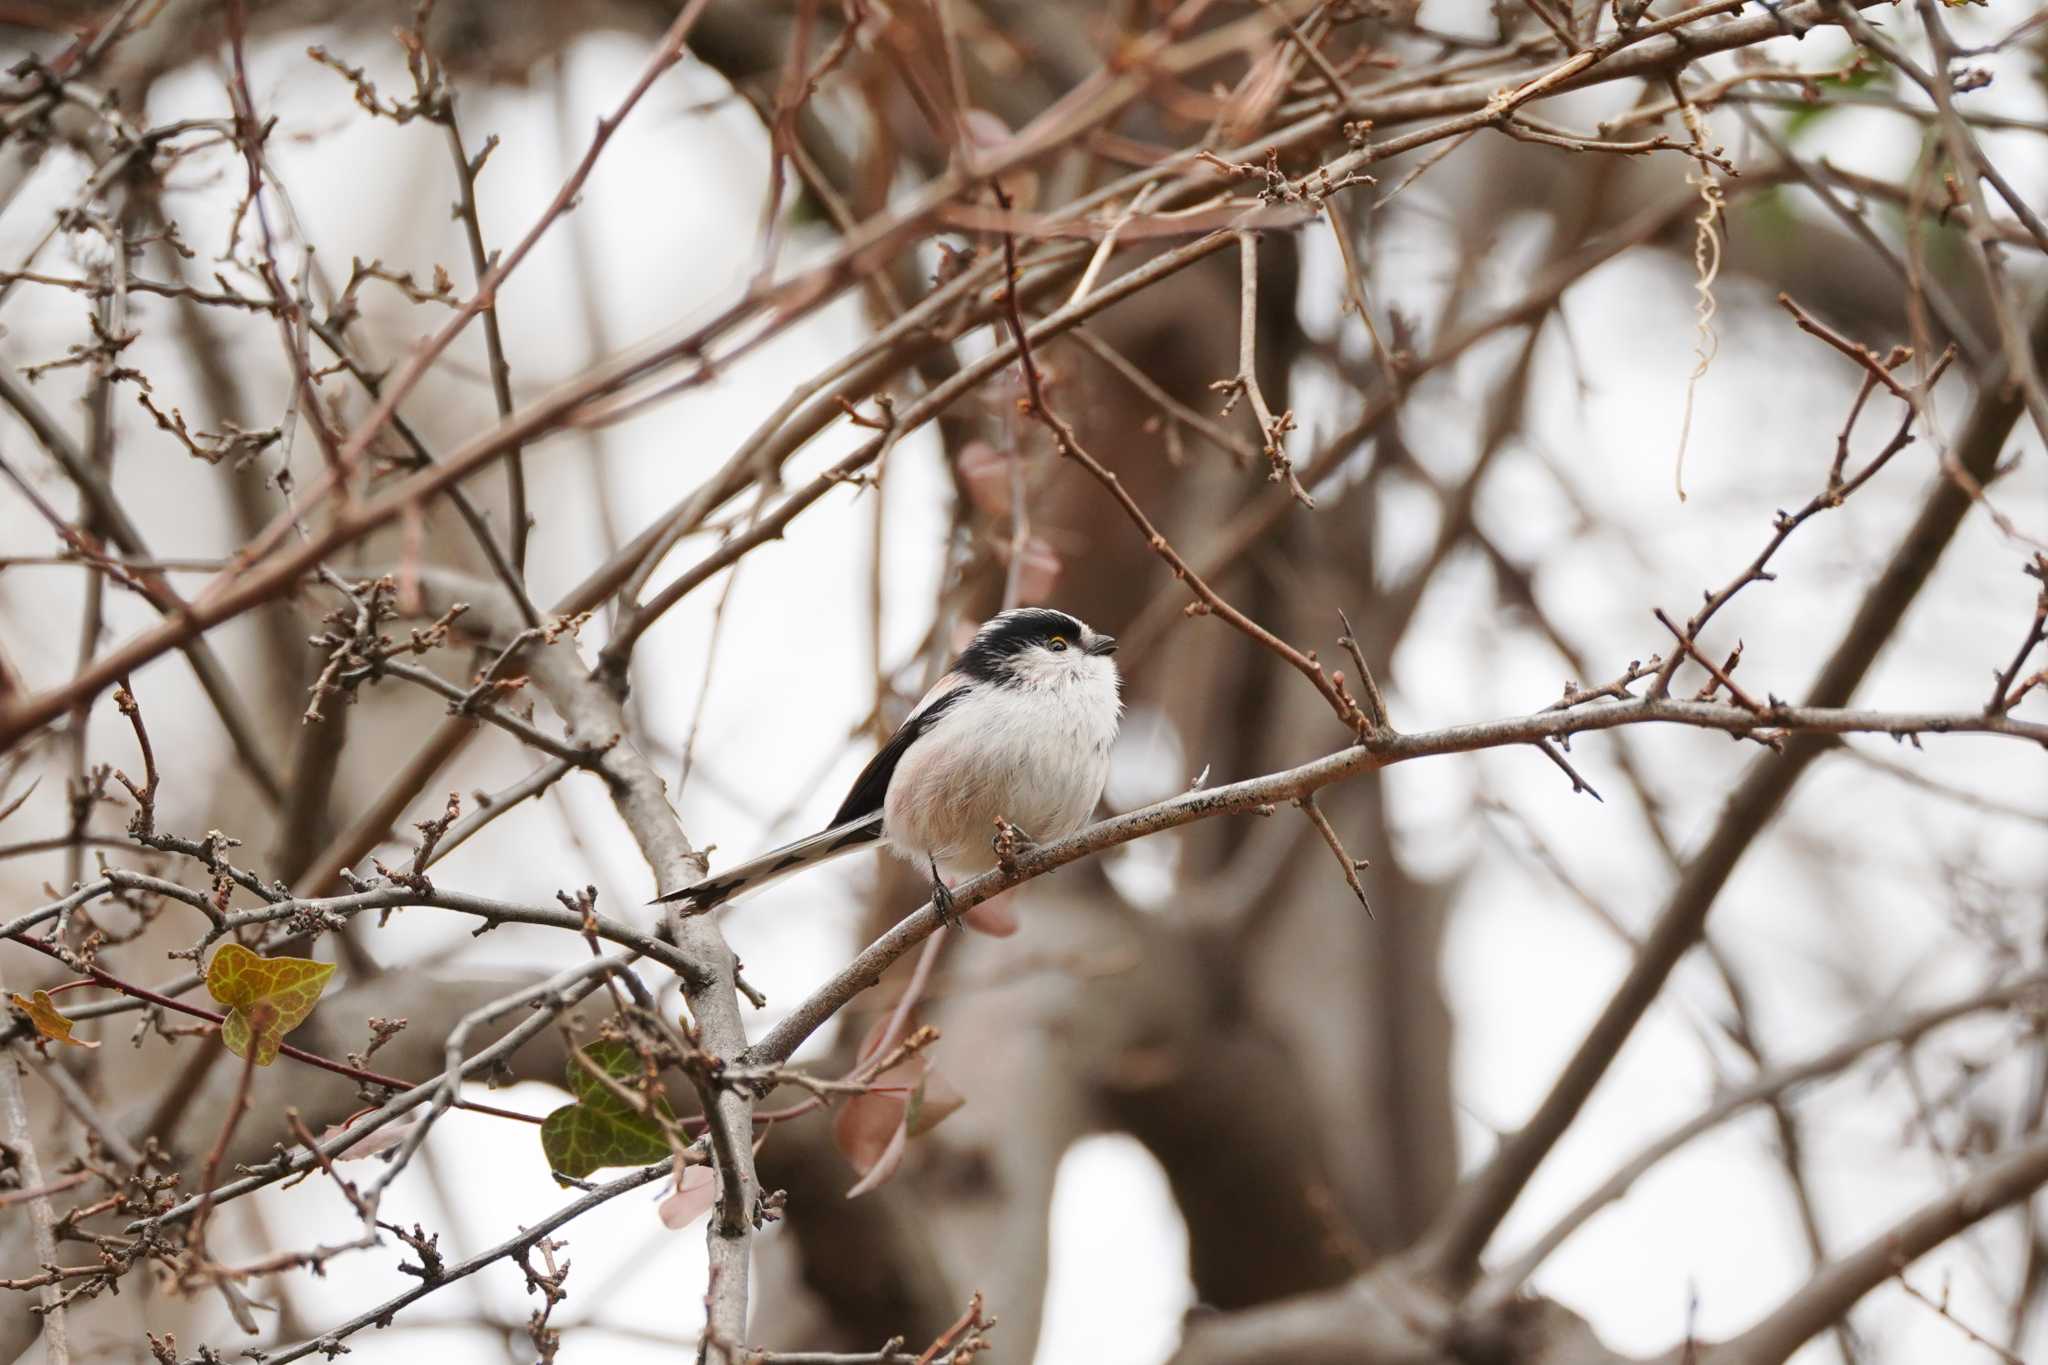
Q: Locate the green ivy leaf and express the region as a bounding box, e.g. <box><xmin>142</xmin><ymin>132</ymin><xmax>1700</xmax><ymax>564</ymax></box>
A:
<box><xmin>539</xmin><ymin>1039</ymin><xmax>676</xmax><ymax>1183</ymax></box>
<box><xmin>204</xmin><ymin>943</ymin><xmax>335</xmax><ymax>1066</ymax></box>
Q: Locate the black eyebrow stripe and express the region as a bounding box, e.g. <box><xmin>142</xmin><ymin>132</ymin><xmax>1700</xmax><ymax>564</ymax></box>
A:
<box><xmin>953</xmin><ymin>609</ymin><xmax>1085</xmax><ymax>680</ymax></box>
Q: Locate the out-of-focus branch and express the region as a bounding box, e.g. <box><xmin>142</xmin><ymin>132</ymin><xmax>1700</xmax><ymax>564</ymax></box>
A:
<box><xmin>230</xmin><ymin>0</ymin><xmax>718</xmax><ymax>570</ymax></box>
<box><xmin>1476</xmin><ymin>966</ymin><xmax>2048</xmax><ymax>1309</ymax></box>
<box><xmin>261</xmin><ymin>1161</ymin><xmax>670</xmax><ymax>1365</ymax></box>
<box><xmin>440</xmin><ymin>100</ymin><xmax>527</xmax><ymax>573</ymax></box>
<box><xmin>1911</xmin><ymin>0</ymin><xmax>2048</xmax><ymax>451</ymax></box>
<box><xmin>0</xmin><ymin>357</ymin><xmax>283</xmax><ymax>798</ymax></box>
<box><xmin>1714</xmin><ymin>1128</ymin><xmax>2048</xmax><ymax>1365</ymax></box>
<box><xmin>1416</xmin><ymin>294</ymin><xmax>2048</xmax><ymax>1285</ymax></box>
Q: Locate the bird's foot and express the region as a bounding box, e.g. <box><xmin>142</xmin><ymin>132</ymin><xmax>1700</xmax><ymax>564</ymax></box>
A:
<box><xmin>928</xmin><ymin>857</ymin><xmax>960</xmax><ymax>929</ymax></box>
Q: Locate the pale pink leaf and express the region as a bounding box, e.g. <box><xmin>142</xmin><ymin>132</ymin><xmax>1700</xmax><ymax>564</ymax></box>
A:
<box><xmin>960</xmin><ymin>109</ymin><xmax>1012</xmax><ymax>149</ymax></box>
<box><xmin>958</xmin><ymin>442</ymin><xmax>1012</xmax><ymax>517</ymax></box>
<box><xmin>1010</xmin><ymin>537</ymin><xmax>1062</xmax><ymax>604</ymax></box>
<box><xmin>961</xmin><ymin>108</ymin><xmax>1038</xmax><ymax>209</ymax></box>
<box><xmin>907</xmin><ymin>1067</ymin><xmax>966</xmax><ymax>1137</ymax></box>
<box><xmin>963</xmin><ymin>889</ymin><xmax>1019</xmax><ymax>937</ymax></box>
<box><xmin>658</xmin><ymin>1165</ymin><xmax>717</xmax><ymax>1229</ymax></box>
<box><xmin>835</xmin><ymin>1086</ymin><xmax>910</xmax><ymax>1175</ymax></box>
<box><xmin>853</xmin><ymin>1010</ymin><xmax>892</xmax><ymax>1065</ymax></box>
<box><xmin>319</xmin><ymin>1117</ymin><xmax>418</xmax><ymax>1162</ymax></box>
<box><xmin>843</xmin><ymin>1115</ymin><xmax>910</xmax><ymax>1199</ymax></box>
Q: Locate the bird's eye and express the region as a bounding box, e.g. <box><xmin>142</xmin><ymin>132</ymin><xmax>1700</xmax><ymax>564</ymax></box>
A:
<box><xmin>1047</xmin><ymin>636</ymin><xmax>1068</xmax><ymax>652</ymax></box>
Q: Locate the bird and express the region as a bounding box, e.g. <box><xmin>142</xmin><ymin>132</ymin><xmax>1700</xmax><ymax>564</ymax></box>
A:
<box><xmin>654</xmin><ymin>607</ymin><xmax>1121</xmax><ymax>921</ymax></box>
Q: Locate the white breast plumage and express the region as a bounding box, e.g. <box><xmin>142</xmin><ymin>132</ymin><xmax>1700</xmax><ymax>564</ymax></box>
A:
<box><xmin>882</xmin><ymin>664</ymin><xmax>1120</xmax><ymax>878</ymax></box>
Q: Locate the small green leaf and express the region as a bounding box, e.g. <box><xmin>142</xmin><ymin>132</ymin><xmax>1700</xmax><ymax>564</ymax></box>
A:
<box><xmin>539</xmin><ymin>1040</ymin><xmax>676</xmax><ymax>1183</ymax></box>
<box><xmin>205</xmin><ymin>943</ymin><xmax>335</xmax><ymax>1066</ymax></box>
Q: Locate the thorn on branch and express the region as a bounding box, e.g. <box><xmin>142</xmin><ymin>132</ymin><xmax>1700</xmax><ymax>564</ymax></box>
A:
<box><xmin>1532</xmin><ymin>739</ymin><xmax>1604</xmax><ymax>802</ymax></box>
<box><xmin>1987</xmin><ymin>556</ymin><xmax>2048</xmax><ymax>714</ymax></box>
<box><xmin>1297</xmin><ymin>794</ymin><xmax>1374</xmax><ymax>919</ymax></box>
<box><xmin>1335</xmin><ymin>609</ymin><xmax>1392</xmax><ymax>738</ymax></box>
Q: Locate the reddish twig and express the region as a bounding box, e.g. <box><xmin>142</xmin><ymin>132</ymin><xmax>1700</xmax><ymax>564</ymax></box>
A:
<box><xmin>0</xmin><ymin>936</ymin><xmax>540</xmax><ymax>1125</ymax></box>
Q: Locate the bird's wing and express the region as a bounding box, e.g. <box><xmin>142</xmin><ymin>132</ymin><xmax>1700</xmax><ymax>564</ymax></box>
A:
<box><xmin>651</xmin><ymin>678</ymin><xmax>974</xmax><ymax>913</ymax></box>
<box><xmin>828</xmin><ymin>678</ymin><xmax>973</xmax><ymax>826</ymax></box>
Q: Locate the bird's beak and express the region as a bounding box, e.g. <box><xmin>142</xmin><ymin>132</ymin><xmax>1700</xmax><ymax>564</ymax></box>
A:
<box><xmin>1088</xmin><ymin>633</ymin><xmax>1118</xmax><ymax>656</ymax></box>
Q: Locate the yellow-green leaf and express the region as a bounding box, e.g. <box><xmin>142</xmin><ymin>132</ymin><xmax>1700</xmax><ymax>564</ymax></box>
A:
<box><xmin>8</xmin><ymin>990</ymin><xmax>98</xmax><ymax>1049</ymax></box>
<box><xmin>539</xmin><ymin>1040</ymin><xmax>675</xmax><ymax>1183</ymax></box>
<box><xmin>205</xmin><ymin>943</ymin><xmax>335</xmax><ymax>1066</ymax></box>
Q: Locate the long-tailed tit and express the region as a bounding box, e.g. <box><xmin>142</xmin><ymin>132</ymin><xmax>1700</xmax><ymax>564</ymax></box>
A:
<box><xmin>656</xmin><ymin>608</ymin><xmax>1121</xmax><ymax>919</ymax></box>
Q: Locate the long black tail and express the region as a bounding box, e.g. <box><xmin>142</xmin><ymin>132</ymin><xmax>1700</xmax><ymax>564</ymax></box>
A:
<box><xmin>651</xmin><ymin>814</ymin><xmax>884</xmax><ymax>913</ymax></box>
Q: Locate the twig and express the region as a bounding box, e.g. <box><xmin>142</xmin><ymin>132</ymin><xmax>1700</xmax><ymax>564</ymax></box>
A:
<box><xmin>913</xmin><ymin>1292</ymin><xmax>994</xmax><ymax>1365</ymax></box>
<box><xmin>1475</xmin><ymin>965</ymin><xmax>2048</xmax><ymax>1307</ymax></box>
<box><xmin>260</xmin><ymin>1162</ymin><xmax>669</xmax><ymax>1364</ymax></box>
<box><xmin>1894</xmin><ymin>1274</ymin><xmax>2026</xmax><ymax>1365</ymax></box>
<box><xmin>1720</xmin><ymin>1127</ymin><xmax>2048</xmax><ymax>1365</ymax></box>
<box><xmin>1335</xmin><ymin>609</ymin><xmax>1392</xmax><ymax>736</ymax></box>
<box><xmin>1776</xmin><ymin>294</ymin><xmax>1912</xmax><ymax>399</ymax></box>
<box><xmin>1212</xmin><ymin>228</ymin><xmax>1310</xmax><ymax>504</ymax></box>
<box><xmin>1646</xmin><ymin>338</ymin><xmax>1955</xmax><ymax>702</ymax></box>
<box><xmin>1987</xmin><ymin>559</ymin><xmax>2048</xmax><ymax>714</ymax></box>
<box><xmin>1295</xmin><ymin>794</ymin><xmax>1372</xmax><ymax>918</ymax></box>
<box><xmin>1655</xmin><ymin>609</ymin><xmax>1765</xmax><ymax>716</ymax></box>
<box><xmin>182</xmin><ymin>1039</ymin><xmax>261</xmax><ymax>1272</ymax></box>
<box><xmin>0</xmin><ymin>935</ymin><xmax>540</xmax><ymax>1125</ymax></box>
<box><xmin>990</xmin><ymin>199</ymin><xmax>1369</xmax><ymax>736</ymax></box>
<box><xmin>1530</xmin><ymin>740</ymin><xmax>1603</xmax><ymax>801</ymax></box>
<box><xmin>1495</xmin><ymin>112</ymin><xmax>1737</xmax><ymax>174</ymax></box>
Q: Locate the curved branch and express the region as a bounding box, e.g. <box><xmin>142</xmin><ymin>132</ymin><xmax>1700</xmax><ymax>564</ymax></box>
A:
<box><xmin>1713</xmin><ymin>1128</ymin><xmax>2048</xmax><ymax>1365</ymax></box>
<box><xmin>1476</xmin><ymin>967</ymin><xmax>2048</xmax><ymax>1310</ymax></box>
<box><xmin>748</xmin><ymin>697</ymin><xmax>2046</xmax><ymax>1068</ymax></box>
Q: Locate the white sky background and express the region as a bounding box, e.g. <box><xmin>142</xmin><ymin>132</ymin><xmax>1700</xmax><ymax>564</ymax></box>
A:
<box><xmin>2</xmin><ymin>2</ymin><xmax>2047</xmax><ymax>1362</ymax></box>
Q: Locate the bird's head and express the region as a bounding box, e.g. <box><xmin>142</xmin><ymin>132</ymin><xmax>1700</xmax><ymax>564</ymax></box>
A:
<box><xmin>955</xmin><ymin>607</ymin><xmax>1119</xmax><ymax>693</ymax></box>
